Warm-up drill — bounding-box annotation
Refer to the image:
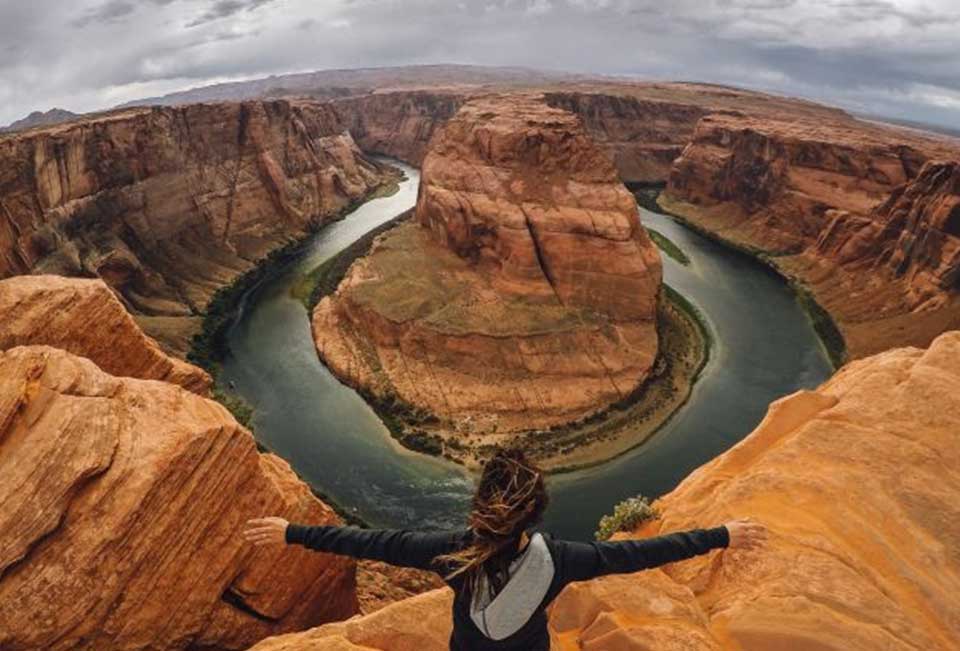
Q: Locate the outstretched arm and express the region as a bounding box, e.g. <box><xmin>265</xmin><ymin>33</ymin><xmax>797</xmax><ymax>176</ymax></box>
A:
<box><xmin>553</xmin><ymin>518</ymin><xmax>766</xmax><ymax>585</ymax></box>
<box><xmin>243</xmin><ymin>517</ymin><xmax>468</xmax><ymax>571</ymax></box>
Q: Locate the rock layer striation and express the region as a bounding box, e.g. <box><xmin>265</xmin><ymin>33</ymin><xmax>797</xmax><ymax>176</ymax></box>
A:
<box><xmin>0</xmin><ymin>100</ymin><xmax>392</xmax><ymax>352</ymax></box>
<box><xmin>0</xmin><ymin>343</ymin><xmax>357</xmax><ymax>651</ymax></box>
<box><xmin>313</xmin><ymin>95</ymin><xmax>662</xmax><ymax>447</ymax></box>
<box><xmin>663</xmin><ymin>114</ymin><xmax>960</xmax><ymax>357</ymax></box>
<box><xmin>0</xmin><ymin>274</ymin><xmax>211</xmax><ymax>393</ymax></box>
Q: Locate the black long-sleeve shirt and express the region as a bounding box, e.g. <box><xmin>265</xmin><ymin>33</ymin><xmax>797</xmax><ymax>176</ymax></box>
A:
<box><xmin>286</xmin><ymin>524</ymin><xmax>728</xmax><ymax>650</ymax></box>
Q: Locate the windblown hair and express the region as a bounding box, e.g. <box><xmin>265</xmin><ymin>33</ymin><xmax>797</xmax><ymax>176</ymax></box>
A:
<box><xmin>436</xmin><ymin>447</ymin><xmax>549</xmax><ymax>603</ymax></box>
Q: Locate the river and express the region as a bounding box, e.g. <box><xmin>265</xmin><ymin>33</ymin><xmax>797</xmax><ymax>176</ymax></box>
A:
<box><xmin>220</xmin><ymin>161</ymin><xmax>832</xmax><ymax>539</ymax></box>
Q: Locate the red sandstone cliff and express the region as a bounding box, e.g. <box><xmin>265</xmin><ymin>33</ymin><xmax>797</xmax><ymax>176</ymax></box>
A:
<box><xmin>0</xmin><ymin>100</ymin><xmax>393</xmax><ymax>353</ymax></box>
<box><xmin>662</xmin><ymin>114</ymin><xmax>960</xmax><ymax>357</ymax></box>
<box><xmin>543</xmin><ymin>91</ymin><xmax>709</xmax><ymax>185</ymax></box>
<box><xmin>313</xmin><ymin>95</ymin><xmax>662</xmax><ymax>451</ymax></box>
<box><xmin>0</xmin><ymin>344</ymin><xmax>357</xmax><ymax>651</ymax></box>
<box><xmin>814</xmin><ymin>160</ymin><xmax>960</xmax><ymax>308</ymax></box>
<box><xmin>248</xmin><ymin>329</ymin><xmax>960</xmax><ymax>651</ymax></box>
<box><xmin>330</xmin><ymin>91</ymin><xmax>466</xmax><ymax>165</ymax></box>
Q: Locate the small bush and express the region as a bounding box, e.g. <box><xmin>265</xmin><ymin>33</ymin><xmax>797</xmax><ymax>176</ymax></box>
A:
<box><xmin>595</xmin><ymin>495</ymin><xmax>659</xmax><ymax>541</ymax></box>
<box><xmin>212</xmin><ymin>387</ymin><xmax>254</xmax><ymax>429</ymax></box>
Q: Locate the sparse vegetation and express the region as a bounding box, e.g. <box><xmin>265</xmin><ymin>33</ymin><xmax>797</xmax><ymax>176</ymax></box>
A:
<box><xmin>188</xmin><ymin>180</ymin><xmax>401</xmax><ymax>374</ymax></box>
<box><xmin>595</xmin><ymin>495</ymin><xmax>659</xmax><ymax>540</ymax></box>
<box><xmin>212</xmin><ymin>387</ymin><xmax>255</xmax><ymax>428</ymax></box>
<box><xmin>295</xmin><ymin>208</ymin><xmax>414</xmax><ymax>310</ymax></box>
<box><xmin>646</xmin><ymin>227</ymin><xmax>691</xmax><ymax>265</ymax></box>
<box><xmin>188</xmin><ymin>237</ymin><xmax>308</xmax><ymax>373</ymax></box>
<box><xmin>795</xmin><ymin>285</ymin><xmax>847</xmax><ymax>367</ymax></box>
<box><xmin>632</xmin><ymin>186</ymin><xmax>667</xmax><ymax>214</ymax></box>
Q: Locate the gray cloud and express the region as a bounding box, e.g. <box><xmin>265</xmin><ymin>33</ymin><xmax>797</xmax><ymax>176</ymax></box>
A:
<box><xmin>1</xmin><ymin>0</ymin><xmax>958</xmax><ymax>131</ymax></box>
<box><xmin>186</xmin><ymin>0</ymin><xmax>279</xmax><ymax>27</ymax></box>
<box><xmin>72</xmin><ymin>0</ymin><xmax>136</xmax><ymax>28</ymax></box>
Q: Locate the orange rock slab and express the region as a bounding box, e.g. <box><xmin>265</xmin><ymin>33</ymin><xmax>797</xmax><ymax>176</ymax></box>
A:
<box><xmin>0</xmin><ymin>345</ymin><xmax>357</xmax><ymax>651</ymax></box>
<box><xmin>0</xmin><ymin>274</ymin><xmax>211</xmax><ymax>394</ymax></box>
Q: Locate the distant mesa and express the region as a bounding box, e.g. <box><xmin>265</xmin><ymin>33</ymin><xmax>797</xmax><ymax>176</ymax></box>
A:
<box><xmin>1</xmin><ymin>107</ymin><xmax>80</xmax><ymax>134</ymax></box>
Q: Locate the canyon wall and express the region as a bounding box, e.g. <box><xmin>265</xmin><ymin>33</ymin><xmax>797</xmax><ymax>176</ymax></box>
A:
<box><xmin>0</xmin><ymin>278</ymin><xmax>358</xmax><ymax>651</ymax></box>
<box><xmin>330</xmin><ymin>91</ymin><xmax>466</xmax><ymax>165</ymax></box>
<box><xmin>0</xmin><ymin>100</ymin><xmax>392</xmax><ymax>353</ymax></box>
<box><xmin>813</xmin><ymin>159</ymin><xmax>960</xmax><ymax>307</ymax></box>
<box><xmin>313</xmin><ymin>95</ymin><xmax>662</xmax><ymax>452</ymax></box>
<box><xmin>663</xmin><ymin>114</ymin><xmax>960</xmax><ymax>357</ymax></box>
<box><xmin>543</xmin><ymin>91</ymin><xmax>708</xmax><ymax>185</ymax></box>
<box><xmin>326</xmin><ymin>88</ymin><xmax>713</xmax><ymax>185</ymax></box>
<box><xmin>249</xmin><ymin>329</ymin><xmax>960</xmax><ymax>651</ymax></box>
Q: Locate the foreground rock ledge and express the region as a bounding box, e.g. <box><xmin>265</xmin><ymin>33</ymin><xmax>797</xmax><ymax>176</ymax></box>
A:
<box><xmin>0</xmin><ymin>345</ymin><xmax>356</xmax><ymax>651</ymax></box>
<box><xmin>252</xmin><ymin>330</ymin><xmax>960</xmax><ymax>651</ymax></box>
<box><xmin>0</xmin><ymin>274</ymin><xmax>211</xmax><ymax>394</ymax></box>
<box><xmin>313</xmin><ymin>95</ymin><xmax>663</xmax><ymax>447</ymax></box>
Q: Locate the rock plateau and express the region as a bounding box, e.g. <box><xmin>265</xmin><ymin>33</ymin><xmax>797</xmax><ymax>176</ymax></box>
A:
<box><xmin>313</xmin><ymin>95</ymin><xmax>663</xmax><ymax>446</ymax></box>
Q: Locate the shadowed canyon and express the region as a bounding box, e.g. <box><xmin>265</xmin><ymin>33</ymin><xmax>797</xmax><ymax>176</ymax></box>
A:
<box><xmin>1</xmin><ymin>64</ymin><xmax>959</xmax><ymax>651</ymax></box>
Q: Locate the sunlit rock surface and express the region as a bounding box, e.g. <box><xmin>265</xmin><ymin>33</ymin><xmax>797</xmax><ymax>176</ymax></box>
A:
<box><xmin>0</xmin><ymin>346</ymin><xmax>357</xmax><ymax>651</ymax></box>
<box><xmin>0</xmin><ymin>274</ymin><xmax>211</xmax><ymax>393</ymax></box>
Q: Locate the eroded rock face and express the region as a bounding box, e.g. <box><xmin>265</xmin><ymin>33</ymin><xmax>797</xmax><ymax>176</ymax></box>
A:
<box><xmin>645</xmin><ymin>329</ymin><xmax>960</xmax><ymax>650</ymax></box>
<box><xmin>247</xmin><ymin>330</ymin><xmax>960</xmax><ymax>651</ymax></box>
<box><xmin>0</xmin><ymin>100</ymin><xmax>391</xmax><ymax>353</ymax></box>
<box><xmin>0</xmin><ymin>345</ymin><xmax>357</xmax><ymax>651</ymax></box>
<box><xmin>815</xmin><ymin>160</ymin><xmax>960</xmax><ymax>309</ymax></box>
<box><xmin>0</xmin><ymin>275</ymin><xmax>211</xmax><ymax>393</ymax></box>
<box><xmin>665</xmin><ymin>114</ymin><xmax>936</xmax><ymax>252</ymax></box>
<box><xmin>544</xmin><ymin>92</ymin><xmax>709</xmax><ymax>185</ymax></box>
<box><xmin>248</xmin><ymin>589</ymin><xmax>455</xmax><ymax>651</ymax></box>
<box><xmin>313</xmin><ymin>95</ymin><xmax>662</xmax><ymax>440</ymax></box>
<box><xmin>663</xmin><ymin>114</ymin><xmax>960</xmax><ymax>357</ymax></box>
<box><xmin>331</xmin><ymin>91</ymin><xmax>466</xmax><ymax>165</ymax></box>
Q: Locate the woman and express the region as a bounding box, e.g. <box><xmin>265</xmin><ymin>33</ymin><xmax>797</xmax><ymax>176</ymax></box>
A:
<box><xmin>244</xmin><ymin>448</ymin><xmax>766</xmax><ymax>650</ymax></box>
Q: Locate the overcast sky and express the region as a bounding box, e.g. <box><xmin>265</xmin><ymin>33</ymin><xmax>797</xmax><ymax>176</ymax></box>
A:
<box><xmin>1</xmin><ymin>0</ymin><xmax>958</xmax><ymax>129</ymax></box>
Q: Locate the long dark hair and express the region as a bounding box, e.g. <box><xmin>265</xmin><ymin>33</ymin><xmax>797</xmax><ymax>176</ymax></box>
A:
<box><xmin>436</xmin><ymin>448</ymin><xmax>549</xmax><ymax>602</ymax></box>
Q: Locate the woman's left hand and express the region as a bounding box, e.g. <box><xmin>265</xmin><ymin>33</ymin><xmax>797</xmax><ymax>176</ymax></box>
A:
<box><xmin>243</xmin><ymin>516</ymin><xmax>290</xmax><ymax>547</ymax></box>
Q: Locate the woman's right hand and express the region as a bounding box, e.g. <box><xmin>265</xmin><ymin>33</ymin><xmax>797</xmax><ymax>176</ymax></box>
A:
<box><xmin>243</xmin><ymin>517</ymin><xmax>290</xmax><ymax>547</ymax></box>
<box><xmin>724</xmin><ymin>518</ymin><xmax>768</xmax><ymax>550</ymax></box>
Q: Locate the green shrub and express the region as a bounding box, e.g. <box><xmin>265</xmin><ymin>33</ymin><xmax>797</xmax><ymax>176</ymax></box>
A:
<box><xmin>646</xmin><ymin>227</ymin><xmax>691</xmax><ymax>265</ymax></box>
<box><xmin>212</xmin><ymin>387</ymin><xmax>254</xmax><ymax>429</ymax></box>
<box><xmin>595</xmin><ymin>495</ymin><xmax>659</xmax><ymax>541</ymax></box>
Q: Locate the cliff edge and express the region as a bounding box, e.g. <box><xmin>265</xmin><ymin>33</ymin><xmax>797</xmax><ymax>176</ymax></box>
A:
<box><xmin>250</xmin><ymin>329</ymin><xmax>960</xmax><ymax>651</ymax></box>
